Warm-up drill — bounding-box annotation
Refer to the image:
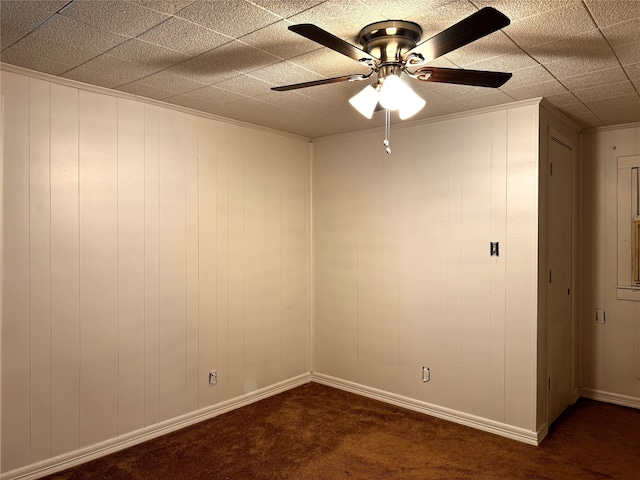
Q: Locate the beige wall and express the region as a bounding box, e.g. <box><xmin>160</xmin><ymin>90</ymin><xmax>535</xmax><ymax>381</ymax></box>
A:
<box><xmin>581</xmin><ymin>124</ymin><xmax>640</xmax><ymax>405</ymax></box>
<box><xmin>1</xmin><ymin>70</ymin><xmax>310</xmax><ymax>473</ymax></box>
<box><xmin>313</xmin><ymin>104</ymin><xmax>542</xmax><ymax>434</ymax></box>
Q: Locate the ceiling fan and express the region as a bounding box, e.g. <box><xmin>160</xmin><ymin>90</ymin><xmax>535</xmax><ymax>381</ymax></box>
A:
<box><xmin>272</xmin><ymin>7</ymin><xmax>513</xmax><ymax>122</ymax></box>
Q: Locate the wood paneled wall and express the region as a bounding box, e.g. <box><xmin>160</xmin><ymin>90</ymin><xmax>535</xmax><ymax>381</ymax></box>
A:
<box><xmin>581</xmin><ymin>125</ymin><xmax>640</xmax><ymax>403</ymax></box>
<box><xmin>313</xmin><ymin>105</ymin><xmax>540</xmax><ymax>432</ymax></box>
<box><xmin>1</xmin><ymin>71</ymin><xmax>310</xmax><ymax>473</ymax></box>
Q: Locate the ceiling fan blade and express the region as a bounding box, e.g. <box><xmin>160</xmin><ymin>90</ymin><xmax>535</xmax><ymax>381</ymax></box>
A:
<box><xmin>403</xmin><ymin>7</ymin><xmax>510</xmax><ymax>63</ymax></box>
<box><xmin>271</xmin><ymin>74</ymin><xmax>368</xmax><ymax>92</ymax></box>
<box><xmin>412</xmin><ymin>66</ymin><xmax>512</xmax><ymax>88</ymax></box>
<box><xmin>289</xmin><ymin>24</ymin><xmax>379</xmax><ymax>66</ymax></box>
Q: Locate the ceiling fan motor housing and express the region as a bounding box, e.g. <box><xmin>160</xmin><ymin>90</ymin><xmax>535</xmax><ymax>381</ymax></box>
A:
<box><xmin>358</xmin><ymin>20</ymin><xmax>422</xmax><ymax>63</ymax></box>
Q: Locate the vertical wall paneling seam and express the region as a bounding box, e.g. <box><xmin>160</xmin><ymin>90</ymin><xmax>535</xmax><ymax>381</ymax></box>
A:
<box><xmin>157</xmin><ymin>112</ymin><xmax>160</xmax><ymax>411</ymax></box>
<box><xmin>503</xmin><ymin>110</ymin><xmax>509</xmax><ymax>418</ymax></box>
<box><xmin>309</xmin><ymin>143</ymin><xmax>314</xmax><ymax>373</ymax></box>
<box><xmin>48</xmin><ymin>80</ymin><xmax>53</xmax><ymax>450</ymax></box>
<box><xmin>356</xmin><ymin>150</ymin><xmax>360</xmax><ymax>373</ymax></box>
<box><xmin>28</xmin><ymin>77</ymin><xmax>33</xmax><ymax>460</ymax></box>
<box><xmin>116</xmin><ymin>99</ymin><xmax>120</xmax><ymax>431</ymax></box>
<box><xmin>76</xmin><ymin>88</ymin><xmax>81</xmax><ymax>445</ymax></box>
<box><xmin>196</xmin><ymin>128</ymin><xmax>200</xmax><ymax>406</ymax></box>
<box><xmin>184</xmin><ymin>117</ymin><xmax>188</xmax><ymax>413</ymax></box>
<box><xmin>243</xmin><ymin>140</ymin><xmax>246</xmax><ymax>388</ymax></box>
<box><xmin>143</xmin><ymin>106</ymin><xmax>147</xmax><ymax>420</ymax></box>
<box><xmin>261</xmin><ymin>144</ymin><xmax>266</xmax><ymax>380</ymax></box>
<box><xmin>0</xmin><ymin>85</ymin><xmax>3</xmax><ymax>473</ymax></box>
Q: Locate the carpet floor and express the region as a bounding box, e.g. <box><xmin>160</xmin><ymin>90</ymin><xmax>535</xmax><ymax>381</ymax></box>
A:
<box><xmin>42</xmin><ymin>382</ymin><xmax>640</xmax><ymax>479</ymax></box>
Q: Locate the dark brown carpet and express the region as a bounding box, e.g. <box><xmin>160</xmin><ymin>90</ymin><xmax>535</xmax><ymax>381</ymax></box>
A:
<box><xmin>43</xmin><ymin>382</ymin><xmax>640</xmax><ymax>479</ymax></box>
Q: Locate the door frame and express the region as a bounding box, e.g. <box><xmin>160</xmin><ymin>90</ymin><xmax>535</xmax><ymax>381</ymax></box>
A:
<box><xmin>545</xmin><ymin>127</ymin><xmax>579</xmax><ymax>426</ymax></box>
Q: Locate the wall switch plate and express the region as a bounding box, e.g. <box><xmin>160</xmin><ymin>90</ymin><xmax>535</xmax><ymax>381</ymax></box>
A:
<box><xmin>596</xmin><ymin>308</ymin><xmax>606</xmax><ymax>324</ymax></box>
<box><xmin>209</xmin><ymin>370</ymin><xmax>217</xmax><ymax>386</ymax></box>
<box><xmin>490</xmin><ymin>242</ymin><xmax>499</xmax><ymax>257</ymax></box>
<box><xmin>422</xmin><ymin>366</ymin><xmax>430</xmax><ymax>383</ymax></box>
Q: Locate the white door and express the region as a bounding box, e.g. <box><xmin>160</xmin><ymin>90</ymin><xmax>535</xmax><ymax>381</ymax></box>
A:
<box><xmin>547</xmin><ymin>136</ymin><xmax>573</xmax><ymax>425</ymax></box>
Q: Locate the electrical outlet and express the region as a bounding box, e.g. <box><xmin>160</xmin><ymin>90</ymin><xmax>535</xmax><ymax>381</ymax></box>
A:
<box><xmin>422</xmin><ymin>366</ymin><xmax>430</xmax><ymax>383</ymax></box>
<box><xmin>208</xmin><ymin>370</ymin><xmax>217</xmax><ymax>386</ymax></box>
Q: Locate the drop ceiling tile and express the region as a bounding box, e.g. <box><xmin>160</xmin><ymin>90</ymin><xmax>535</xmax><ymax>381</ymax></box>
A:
<box><xmin>178</xmin><ymin>40</ymin><xmax>281</xmax><ymax>78</ymax></box>
<box><xmin>260</xmin><ymin>91</ymin><xmax>342</xmax><ymax>120</ymax></box>
<box><xmin>176</xmin><ymin>0</ymin><xmax>280</xmax><ymax>38</ymax></box>
<box><xmin>584</xmin><ymin>0</ymin><xmax>640</xmax><ymax>27</ymax></box>
<box><xmin>0</xmin><ymin>44</ymin><xmax>75</xmax><ymax>75</ymax></box>
<box><xmin>502</xmin><ymin>79</ymin><xmax>567</xmax><ymax>100</ymax></box>
<box><xmin>458</xmin><ymin>90</ymin><xmax>514</xmax><ymax>110</ymax></box>
<box><xmin>26</xmin><ymin>12</ymin><xmax>127</xmax><ymax>54</ymax></box>
<box><xmin>601</xmin><ymin>17</ymin><xmax>640</xmax><ymax>48</ymax></box>
<box><xmin>5</xmin><ymin>1</ymin><xmax>69</xmax><ymax>13</ymax></box>
<box><xmin>136</xmin><ymin>70</ymin><xmax>209</xmax><ymax>95</ymax></box>
<box><xmin>561</xmin><ymin>109</ymin><xmax>604</xmax><ymax>128</ymax></box>
<box><xmin>290</xmin><ymin>80</ymin><xmax>371</xmax><ymax>107</ymax></box>
<box><xmin>167</xmin><ymin>52</ymin><xmax>242</xmax><ymax>85</ymax></box>
<box><xmin>212</xmin><ymin>74</ymin><xmax>273</xmax><ymax>97</ymax></box>
<box><xmin>614</xmin><ymin>41</ymin><xmax>640</xmax><ymax>66</ymax></box>
<box><xmin>502</xmin><ymin>64</ymin><xmax>555</xmax><ymax>90</ymax></box>
<box><xmin>445</xmin><ymin>32</ymin><xmax>516</xmax><ymax>67</ymax></box>
<box><xmin>357</xmin><ymin>0</ymin><xmax>462</xmax><ymax>23</ymax></box>
<box><xmin>405</xmin><ymin>2</ymin><xmax>481</xmax><ymax>41</ymax></box>
<box><xmin>472</xmin><ymin>0</ymin><xmax>582</xmax><ymax>21</ymax></box>
<box><xmin>456</xmin><ymin>49</ymin><xmax>538</xmax><ymax>73</ymax></box>
<box><xmin>585</xmin><ymin>93</ymin><xmax>640</xmax><ymax>113</ymax></box>
<box><xmin>527</xmin><ymin>29</ymin><xmax>609</xmax><ymax>66</ymax></box>
<box><xmin>115</xmin><ymin>81</ymin><xmax>175</xmax><ymax>100</ymax></box>
<box><xmin>239</xmin><ymin>20</ymin><xmax>318</xmax><ymax>60</ymax></box>
<box><xmin>250</xmin><ymin>60</ymin><xmax>322</xmax><ymax>87</ymax></box>
<box><xmin>286</xmin><ymin>47</ymin><xmax>372</xmax><ymax>78</ymax></box>
<box><xmin>68</xmin><ymin>53</ymin><xmax>160</xmax><ymax>83</ymax></box>
<box><xmin>625</xmin><ymin>63</ymin><xmax>640</xmax><ymax>80</ymax></box>
<box><xmin>596</xmin><ymin>106</ymin><xmax>640</xmax><ymax>125</ymax></box>
<box><xmin>5</xmin><ymin>35</ymin><xmax>98</xmax><ymax>67</ymax></box>
<box><xmin>573</xmin><ymin>80</ymin><xmax>637</xmax><ymax>103</ymax></box>
<box><xmin>543</xmin><ymin>47</ymin><xmax>619</xmax><ymax>79</ymax></box>
<box><xmin>555</xmin><ymin>101</ymin><xmax>591</xmax><ymax>116</ymax></box>
<box><xmin>163</xmin><ymin>94</ymin><xmax>224</xmax><ymax>112</ymax></box>
<box><xmin>287</xmin><ymin>1</ymin><xmax>385</xmax><ymax>43</ymax></box>
<box><xmin>129</xmin><ymin>1</ymin><xmax>195</xmax><ymax>15</ymax></box>
<box><xmin>138</xmin><ymin>16</ymin><xmax>230</xmax><ymax>56</ymax></box>
<box><xmin>182</xmin><ymin>85</ymin><xmax>248</xmax><ymax>105</ymax></box>
<box><xmin>108</xmin><ymin>38</ymin><xmax>189</xmax><ymax>69</ymax></box>
<box><xmin>60</xmin><ymin>0</ymin><xmax>170</xmax><ymax>37</ymax></box>
<box><xmin>250</xmin><ymin>0</ymin><xmax>326</xmax><ymax>19</ymax></box>
<box><xmin>560</xmin><ymin>65</ymin><xmax>629</xmax><ymax>90</ymax></box>
<box><xmin>0</xmin><ymin>1</ymin><xmax>54</xmax><ymax>48</ymax></box>
<box><xmin>544</xmin><ymin>92</ymin><xmax>582</xmax><ymax>107</ymax></box>
<box><xmin>61</xmin><ymin>67</ymin><xmax>124</xmax><ymax>89</ymax></box>
<box><xmin>413</xmin><ymin>100</ymin><xmax>469</xmax><ymax>119</ymax></box>
<box><xmin>506</xmin><ymin>2</ymin><xmax>596</xmax><ymax>50</ymax></box>
<box><xmin>431</xmin><ymin>82</ymin><xmax>506</xmax><ymax>100</ymax></box>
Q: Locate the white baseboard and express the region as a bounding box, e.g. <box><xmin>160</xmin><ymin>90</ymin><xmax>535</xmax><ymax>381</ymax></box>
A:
<box><xmin>311</xmin><ymin>373</ymin><xmax>541</xmax><ymax>445</ymax></box>
<box><xmin>1</xmin><ymin>374</ymin><xmax>311</xmax><ymax>480</ymax></box>
<box><xmin>580</xmin><ymin>388</ymin><xmax>640</xmax><ymax>409</ymax></box>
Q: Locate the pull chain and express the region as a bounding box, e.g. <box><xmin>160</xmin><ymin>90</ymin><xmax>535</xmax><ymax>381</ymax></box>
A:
<box><xmin>383</xmin><ymin>108</ymin><xmax>391</xmax><ymax>154</ymax></box>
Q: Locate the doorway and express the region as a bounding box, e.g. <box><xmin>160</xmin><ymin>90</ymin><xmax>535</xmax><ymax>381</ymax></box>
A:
<box><xmin>547</xmin><ymin>135</ymin><xmax>573</xmax><ymax>425</ymax></box>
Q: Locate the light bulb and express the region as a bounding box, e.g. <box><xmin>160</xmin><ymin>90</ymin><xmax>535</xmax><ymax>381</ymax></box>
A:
<box><xmin>348</xmin><ymin>85</ymin><xmax>379</xmax><ymax>119</ymax></box>
<box><xmin>378</xmin><ymin>75</ymin><xmax>403</xmax><ymax>110</ymax></box>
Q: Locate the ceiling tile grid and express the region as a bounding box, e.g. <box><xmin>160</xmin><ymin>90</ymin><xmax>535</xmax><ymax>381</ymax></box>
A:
<box><xmin>1</xmin><ymin>0</ymin><xmax>639</xmax><ymax>137</ymax></box>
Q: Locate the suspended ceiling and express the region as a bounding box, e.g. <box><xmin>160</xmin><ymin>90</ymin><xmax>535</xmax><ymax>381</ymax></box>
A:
<box><xmin>1</xmin><ymin>0</ymin><xmax>639</xmax><ymax>138</ymax></box>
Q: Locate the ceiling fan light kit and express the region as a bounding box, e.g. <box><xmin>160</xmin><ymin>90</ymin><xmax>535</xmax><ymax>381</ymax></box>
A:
<box><xmin>273</xmin><ymin>7</ymin><xmax>513</xmax><ymax>153</ymax></box>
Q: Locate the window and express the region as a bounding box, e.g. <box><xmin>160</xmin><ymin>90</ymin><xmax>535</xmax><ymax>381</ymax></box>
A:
<box><xmin>617</xmin><ymin>155</ymin><xmax>640</xmax><ymax>300</ymax></box>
